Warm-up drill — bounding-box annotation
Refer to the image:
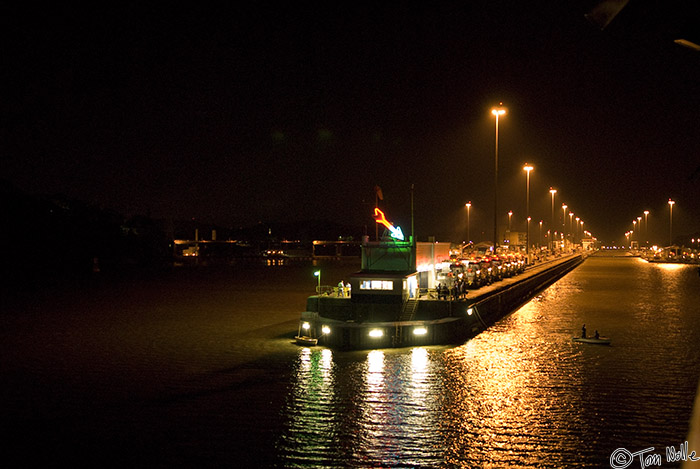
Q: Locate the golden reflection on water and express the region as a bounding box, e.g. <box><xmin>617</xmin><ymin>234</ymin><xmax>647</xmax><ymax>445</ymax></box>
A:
<box><xmin>440</xmin><ymin>301</ymin><xmax>586</xmax><ymax>467</ymax></box>
<box><xmin>279</xmin><ymin>346</ymin><xmax>445</xmax><ymax>466</ymax></box>
<box><xmin>280</xmin><ymin>315</ymin><xmax>588</xmax><ymax>467</ymax></box>
<box><xmin>279</xmin><ymin>299</ymin><xmax>594</xmax><ymax>466</ymax></box>
<box><xmin>358</xmin><ymin>348</ymin><xmax>443</xmax><ymax>465</ymax></box>
<box><xmin>277</xmin><ymin>258</ymin><xmax>700</xmax><ymax>467</ymax></box>
<box><xmin>650</xmin><ymin>261</ymin><xmax>687</xmax><ymax>272</ymax></box>
<box><xmin>410</xmin><ymin>347</ymin><xmax>430</xmax><ymax>402</ymax></box>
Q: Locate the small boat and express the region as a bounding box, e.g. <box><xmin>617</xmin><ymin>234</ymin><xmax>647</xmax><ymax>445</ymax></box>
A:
<box><xmin>295</xmin><ymin>320</ymin><xmax>318</xmax><ymax>346</ymax></box>
<box><xmin>572</xmin><ymin>336</ymin><xmax>611</xmax><ymax>345</ymax></box>
<box><xmin>295</xmin><ymin>335</ymin><xmax>318</xmax><ymax>346</ymax></box>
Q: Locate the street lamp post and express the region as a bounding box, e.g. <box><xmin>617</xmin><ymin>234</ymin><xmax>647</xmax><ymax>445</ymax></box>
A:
<box><xmin>562</xmin><ymin>204</ymin><xmax>568</xmax><ymax>251</ymax></box>
<box><xmin>668</xmin><ymin>199</ymin><xmax>675</xmax><ymax>246</ymax></box>
<box><xmin>539</xmin><ymin>220</ymin><xmax>543</xmax><ymax>248</ymax></box>
<box><xmin>527</xmin><ymin>217</ymin><xmax>531</xmax><ymax>258</ymax></box>
<box><xmin>549</xmin><ymin>188</ymin><xmax>557</xmax><ymax>252</ymax></box>
<box><xmin>314</xmin><ymin>270</ymin><xmax>321</xmax><ymax>314</ymax></box>
<box><xmin>569</xmin><ymin>212</ymin><xmax>574</xmax><ymax>245</ymax></box>
<box><xmin>637</xmin><ymin>216</ymin><xmax>642</xmax><ymax>247</ymax></box>
<box><xmin>465</xmin><ymin>202</ymin><xmax>471</xmax><ymax>244</ymax></box>
<box><xmin>643</xmin><ymin>210</ymin><xmax>649</xmax><ymax>246</ymax></box>
<box><xmin>508</xmin><ymin>211</ymin><xmax>513</xmax><ymax>231</ymax></box>
<box><xmin>523</xmin><ymin>164</ymin><xmax>533</xmax><ymax>261</ymax></box>
<box><xmin>491</xmin><ymin>105</ymin><xmax>506</xmax><ymax>252</ymax></box>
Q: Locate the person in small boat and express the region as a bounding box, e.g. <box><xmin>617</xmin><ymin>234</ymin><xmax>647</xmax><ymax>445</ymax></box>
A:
<box><xmin>581</xmin><ymin>324</ymin><xmax>586</xmax><ymax>338</ymax></box>
<box><xmin>594</xmin><ymin>330</ymin><xmax>600</xmax><ymax>340</ymax></box>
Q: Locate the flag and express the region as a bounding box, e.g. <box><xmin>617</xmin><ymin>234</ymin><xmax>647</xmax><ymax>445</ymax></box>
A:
<box><xmin>374</xmin><ymin>185</ymin><xmax>384</xmax><ymax>201</ymax></box>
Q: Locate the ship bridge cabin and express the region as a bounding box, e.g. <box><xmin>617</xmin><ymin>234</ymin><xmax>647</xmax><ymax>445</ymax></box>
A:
<box><xmin>346</xmin><ymin>237</ymin><xmax>417</xmax><ymax>322</ymax></box>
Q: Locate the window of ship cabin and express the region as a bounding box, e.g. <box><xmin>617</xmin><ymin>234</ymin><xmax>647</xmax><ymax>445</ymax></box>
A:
<box><xmin>359</xmin><ymin>280</ymin><xmax>394</xmax><ymax>290</ymax></box>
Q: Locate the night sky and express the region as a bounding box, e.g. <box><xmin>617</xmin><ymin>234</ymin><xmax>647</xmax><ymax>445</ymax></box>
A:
<box><xmin>3</xmin><ymin>2</ymin><xmax>699</xmax><ymax>244</ymax></box>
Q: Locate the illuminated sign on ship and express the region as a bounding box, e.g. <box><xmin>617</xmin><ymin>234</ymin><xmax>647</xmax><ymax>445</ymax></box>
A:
<box><xmin>373</xmin><ymin>208</ymin><xmax>405</xmax><ymax>241</ymax></box>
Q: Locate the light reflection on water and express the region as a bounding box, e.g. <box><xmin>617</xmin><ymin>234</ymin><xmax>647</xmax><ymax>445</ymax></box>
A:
<box><xmin>276</xmin><ymin>258</ymin><xmax>700</xmax><ymax>468</ymax></box>
<box><xmin>278</xmin><ymin>347</ymin><xmax>338</xmax><ymax>465</ymax></box>
<box><xmin>438</xmin><ymin>306</ymin><xmax>589</xmax><ymax>467</ymax></box>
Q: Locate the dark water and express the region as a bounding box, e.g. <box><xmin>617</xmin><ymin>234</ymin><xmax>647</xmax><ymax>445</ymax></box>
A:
<box><xmin>2</xmin><ymin>256</ymin><xmax>700</xmax><ymax>467</ymax></box>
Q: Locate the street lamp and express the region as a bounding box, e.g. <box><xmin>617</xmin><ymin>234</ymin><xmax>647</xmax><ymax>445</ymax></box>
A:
<box><xmin>643</xmin><ymin>210</ymin><xmax>650</xmax><ymax>246</ymax></box>
<box><xmin>508</xmin><ymin>210</ymin><xmax>513</xmax><ymax>231</ymax></box>
<box><xmin>314</xmin><ymin>269</ymin><xmax>321</xmax><ymax>314</ymax></box>
<box><xmin>523</xmin><ymin>164</ymin><xmax>533</xmax><ymax>261</ymax></box>
<box><xmin>569</xmin><ymin>212</ymin><xmax>574</xmax><ymax>245</ymax></box>
<box><xmin>562</xmin><ymin>204</ymin><xmax>568</xmax><ymax>250</ymax></box>
<box><xmin>314</xmin><ymin>270</ymin><xmax>321</xmax><ymax>294</ymax></box>
<box><xmin>549</xmin><ymin>188</ymin><xmax>557</xmax><ymax>251</ymax></box>
<box><xmin>637</xmin><ymin>216</ymin><xmax>642</xmax><ymax>246</ymax></box>
<box><xmin>539</xmin><ymin>220</ymin><xmax>543</xmax><ymax>248</ymax></box>
<box><xmin>491</xmin><ymin>104</ymin><xmax>506</xmax><ymax>252</ymax></box>
<box><xmin>465</xmin><ymin>202</ymin><xmax>472</xmax><ymax>244</ymax></box>
<box><xmin>668</xmin><ymin>199</ymin><xmax>675</xmax><ymax>246</ymax></box>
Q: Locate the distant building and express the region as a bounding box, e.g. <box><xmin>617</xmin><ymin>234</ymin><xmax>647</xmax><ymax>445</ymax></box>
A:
<box><xmin>502</xmin><ymin>230</ymin><xmax>526</xmax><ymax>248</ymax></box>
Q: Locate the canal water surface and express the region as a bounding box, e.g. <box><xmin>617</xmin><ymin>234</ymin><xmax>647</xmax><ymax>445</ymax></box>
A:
<box><xmin>2</xmin><ymin>255</ymin><xmax>699</xmax><ymax>467</ymax></box>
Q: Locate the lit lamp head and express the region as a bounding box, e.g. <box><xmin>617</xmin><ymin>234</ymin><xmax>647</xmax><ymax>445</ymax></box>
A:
<box><xmin>313</xmin><ymin>270</ymin><xmax>321</xmax><ymax>295</ymax></box>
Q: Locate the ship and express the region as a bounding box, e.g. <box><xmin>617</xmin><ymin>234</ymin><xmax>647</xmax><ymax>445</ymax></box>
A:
<box><xmin>296</xmin><ymin>231</ymin><xmax>586</xmax><ymax>350</ymax></box>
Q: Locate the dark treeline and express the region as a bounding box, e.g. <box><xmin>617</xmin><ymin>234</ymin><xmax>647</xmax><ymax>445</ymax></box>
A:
<box><xmin>1</xmin><ymin>182</ymin><xmax>364</xmax><ymax>293</ymax></box>
<box><xmin>2</xmin><ymin>182</ymin><xmax>171</xmax><ymax>291</ymax></box>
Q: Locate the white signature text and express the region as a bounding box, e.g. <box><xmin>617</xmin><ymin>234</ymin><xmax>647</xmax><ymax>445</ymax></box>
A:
<box><xmin>610</xmin><ymin>441</ymin><xmax>700</xmax><ymax>468</ymax></box>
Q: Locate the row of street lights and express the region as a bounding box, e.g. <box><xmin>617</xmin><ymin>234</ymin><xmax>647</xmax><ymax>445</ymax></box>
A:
<box><xmin>548</xmin><ymin>187</ymin><xmax>588</xmax><ymax>250</ymax></box>
<box><xmin>483</xmin><ymin>104</ymin><xmax>592</xmax><ymax>259</ymax></box>
<box><xmin>625</xmin><ymin>199</ymin><xmax>676</xmax><ymax>247</ymax></box>
<box><xmin>465</xmin><ymin>175</ymin><xmax>590</xmax><ymax>255</ymax></box>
